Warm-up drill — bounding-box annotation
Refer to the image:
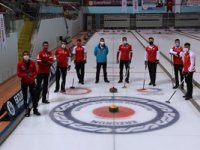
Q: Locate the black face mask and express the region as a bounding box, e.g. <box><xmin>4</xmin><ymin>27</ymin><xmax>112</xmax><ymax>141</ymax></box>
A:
<box><xmin>149</xmin><ymin>41</ymin><xmax>154</xmax><ymax>45</ymax></box>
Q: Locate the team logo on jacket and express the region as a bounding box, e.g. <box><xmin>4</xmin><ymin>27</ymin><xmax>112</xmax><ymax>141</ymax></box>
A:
<box><xmin>50</xmin><ymin>96</ymin><xmax>179</xmax><ymax>134</ymax></box>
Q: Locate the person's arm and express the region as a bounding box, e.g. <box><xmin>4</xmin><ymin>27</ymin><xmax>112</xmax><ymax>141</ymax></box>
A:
<box><xmin>36</xmin><ymin>52</ymin><xmax>42</xmax><ymax>65</ymax></box>
<box><xmin>17</xmin><ymin>62</ymin><xmax>27</xmax><ymax>78</ymax></box>
<box><xmin>106</xmin><ymin>46</ymin><xmax>109</xmax><ymax>55</ymax></box>
<box><xmin>117</xmin><ymin>45</ymin><xmax>120</xmax><ymax>63</ymax></box>
<box><xmin>169</xmin><ymin>47</ymin><xmax>177</xmax><ymax>55</ymax></box>
<box><xmin>94</xmin><ymin>46</ymin><xmax>97</xmax><ymax>56</ymax></box>
<box><xmin>72</xmin><ymin>47</ymin><xmax>76</xmax><ymax>61</ymax></box>
<box><xmin>144</xmin><ymin>47</ymin><xmax>148</xmax><ymax>61</ymax></box>
<box><xmin>189</xmin><ymin>52</ymin><xmax>195</xmax><ymax>72</ymax></box>
<box><xmin>156</xmin><ymin>46</ymin><xmax>159</xmax><ymax>61</ymax></box>
<box><xmin>144</xmin><ymin>47</ymin><xmax>148</xmax><ymax>67</ymax></box>
<box><xmin>129</xmin><ymin>45</ymin><xmax>133</xmax><ymax>62</ymax></box>
<box><xmin>48</xmin><ymin>52</ymin><xmax>53</xmax><ymax>64</ymax></box>
<box><xmin>32</xmin><ymin>62</ymin><xmax>37</xmax><ymax>78</ymax></box>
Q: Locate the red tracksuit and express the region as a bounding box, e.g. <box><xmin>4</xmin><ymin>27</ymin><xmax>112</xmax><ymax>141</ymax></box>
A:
<box><xmin>17</xmin><ymin>60</ymin><xmax>37</xmax><ymax>84</ymax></box>
<box><xmin>145</xmin><ymin>45</ymin><xmax>159</xmax><ymax>62</ymax></box>
<box><xmin>17</xmin><ymin>59</ymin><xmax>37</xmax><ymax>110</ymax></box>
<box><xmin>73</xmin><ymin>46</ymin><xmax>85</xmax><ymax>62</ymax></box>
<box><xmin>37</xmin><ymin>50</ymin><xmax>53</xmax><ymax>74</ymax></box>
<box><xmin>36</xmin><ymin>50</ymin><xmax>53</xmax><ymax>102</ymax></box>
<box><xmin>145</xmin><ymin>45</ymin><xmax>159</xmax><ymax>85</ymax></box>
<box><xmin>118</xmin><ymin>44</ymin><xmax>132</xmax><ymax>82</ymax></box>
<box><xmin>54</xmin><ymin>47</ymin><xmax>71</xmax><ymax>91</ymax></box>
<box><xmin>118</xmin><ymin>44</ymin><xmax>132</xmax><ymax>61</ymax></box>
<box><xmin>55</xmin><ymin>47</ymin><xmax>70</xmax><ymax>68</ymax></box>
<box><xmin>73</xmin><ymin>46</ymin><xmax>86</xmax><ymax>83</ymax></box>
<box><xmin>182</xmin><ymin>51</ymin><xmax>195</xmax><ymax>98</ymax></box>
<box><xmin>170</xmin><ymin>46</ymin><xmax>184</xmax><ymax>87</ymax></box>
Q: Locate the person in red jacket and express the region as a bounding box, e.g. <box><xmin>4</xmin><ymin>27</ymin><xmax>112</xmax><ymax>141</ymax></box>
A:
<box><xmin>36</xmin><ymin>41</ymin><xmax>53</xmax><ymax>104</ymax></box>
<box><xmin>72</xmin><ymin>39</ymin><xmax>86</xmax><ymax>84</ymax></box>
<box><xmin>145</xmin><ymin>37</ymin><xmax>159</xmax><ymax>86</ymax></box>
<box><xmin>167</xmin><ymin>0</ymin><xmax>173</xmax><ymax>13</ymax></box>
<box><xmin>17</xmin><ymin>51</ymin><xmax>40</xmax><ymax>116</ymax></box>
<box><xmin>169</xmin><ymin>39</ymin><xmax>184</xmax><ymax>89</ymax></box>
<box><xmin>117</xmin><ymin>37</ymin><xmax>132</xmax><ymax>83</ymax></box>
<box><xmin>180</xmin><ymin>43</ymin><xmax>195</xmax><ymax>100</ymax></box>
<box><xmin>54</xmin><ymin>40</ymin><xmax>71</xmax><ymax>92</ymax></box>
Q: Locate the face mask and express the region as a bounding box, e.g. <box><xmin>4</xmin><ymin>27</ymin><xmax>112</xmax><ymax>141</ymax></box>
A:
<box><xmin>100</xmin><ymin>42</ymin><xmax>105</xmax><ymax>46</ymax></box>
<box><xmin>149</xmin><ymin>41</ymin><xmax>154</xmax><ymax>45</ymax></box>
<box><xmin>123</xmin><ymin>41</ymin><xmax>127</xmax><ymax>44</ymax></box>
<box><xmin>61</xmin><ymin>44</ymin><xmax>66</xmax><ymax>48</ymax></box>
<box><xmin>175</xmin><ymin>43</ymin><xmax>180</xmax><ymax>47</ymax></box>
<box><xmin>43</xmin><ymin>47</ymin><xmax>48</xmax><ymax>51</ymax></box>
<box><xmin>23</xmin><ymin>55</ymin><xmax>29</xmax><ymax>61</ymax></box>
<box><xmin>183</xmin><ymin>48</ymin><xmax>189</xmax><ymax>53</ymax></box>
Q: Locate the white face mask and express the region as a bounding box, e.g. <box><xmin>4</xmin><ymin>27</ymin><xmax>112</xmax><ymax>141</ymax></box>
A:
<box><xmin>100</xmin><ymin>42</ymin><xmax>105</xmax><ymax>46</ymax></box>
<box><xmin>23</xmin><ymin>55</ymin><xmax>29</xmax><ymax>61</ymax></box>
<box><xmin>61</xmin><ymin>44</ymin><xmax>66</xmax><ymax>48</ymax></box>
<box><xmin>123</xmin><ymin>40</ymin><xmax>127</xmax><ymax>44</ymax></box>
<box><xmin>183</xmin><ymin>47</ymin><xmax>189</xmax><ymax>53</ymax></box>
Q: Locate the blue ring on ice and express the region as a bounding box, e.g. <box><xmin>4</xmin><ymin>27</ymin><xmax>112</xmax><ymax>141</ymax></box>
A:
<box><xmin>50</xmin><ymin>96</ymin><xmax>179</xmax><ymax>134</ymax></box>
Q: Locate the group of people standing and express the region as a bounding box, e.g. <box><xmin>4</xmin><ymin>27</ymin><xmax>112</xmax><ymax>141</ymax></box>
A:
<box><xmin>17</xmin><ymin>36</ymin><xmax>195</xmax><ymax>117</ymax></box>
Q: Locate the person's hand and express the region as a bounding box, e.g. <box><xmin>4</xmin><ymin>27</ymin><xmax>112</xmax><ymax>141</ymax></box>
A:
<box><xmin>74</xmin><ymin>60</ymin><xmax>76</xmax><ymax>64</ymax></box>
<box><xmin>41</xmin><ymin>59</ymin><xmax>46</xmax><ymax>63</ymax></box>
<box><xmin>188</xmin><ymin>71</ymin><xmax>193</xmax><ymax>76</ymax></box>
<box><xmin>84</xmin><ymin>60</ymin><xmax>87</xmax><ymax>64</ymax></box>
<box><xmin>144</xmin><ymin>61</ymin><xmax>148</xmax><ymax>67</ymax></box>
<box><xmin>67</xmin><ymin>65</ymin><xmax>71</xmax><ymax>71</ymax></box>
<box><xmin>156</xmin><ymin>60</ymin><xmax>159</xmax><ymax>64</ymax></box>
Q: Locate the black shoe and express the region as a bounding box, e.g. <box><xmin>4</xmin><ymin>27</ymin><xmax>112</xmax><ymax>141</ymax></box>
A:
<box><xmin>153</xmin><ymin>83</ymin><xmax>156</xmax><ymax>86</ymax></box>
<box><xmin>118</xmin><ymin>80</ymin><xmax>122</xmax><ymax>83</ymax></box>
<box><xmin>61</xmin><ymin>89</ymin><xmax>66</xmax><ymax>92</ymax></box>
<box><xmin>173</xmin><ymin>85</ymin><xmax>179</xmax><ymax>89</ymax></box>
<box><xmin>149</xmin><ymin>82</ymin><xmax>152</xmax><ymax>85</ymax></box>
<box><xmin>80</xmin><ymin>81</ymin><xmax>84</xmax><ymax>85</ymax></box>
<box><xmin>125</xmin><ymin>80</ymin><xmax>129</xmax><ymax>83</ymax></box>
<box><xmin>105</xmin><ymin>79</ymin><xmax>110</xmax><ymax>83</ymax></box>
<box><xmin>42</xmin><ymin>100</ymin><xmax>50</xmax><ymax>104</ymax></box>
<box><xmin>185</xmin><ymin>96</ymin><xmax>192</xmax><ymax>100</ymax></box>
<box><xmin>33</xmin><ymin>110</ymin><xmax>41</xmax><ymax>116</ymax></box>
<box><xmin>25</xmin><ymin>108</ymin><xmax>31</xmax><ymax>117</ymax></box>
<box><xmin>95</xmin><ymin>80</ymin><xmax>99</xmax><ymax>83</ymax></box>
<box><xmin>54</xmin><ymin>89</ymin><xmax>59</xmax><ymax>93</ymax></box>
<box><xmin>183</xmin><ymin>95</ymin><xmax>188</xmax><ymax>98</ymax></box>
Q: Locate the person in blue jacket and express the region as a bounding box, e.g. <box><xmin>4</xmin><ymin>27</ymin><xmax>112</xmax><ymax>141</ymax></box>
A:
<box><xmin>94</xmin><ymin>38</ymin><xmax>110</xmax><ymax>83</ymax></box>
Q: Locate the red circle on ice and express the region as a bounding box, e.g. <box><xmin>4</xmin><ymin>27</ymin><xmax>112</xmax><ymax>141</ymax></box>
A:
<box><xmin>93</xmin><ymin>106</ymin><xmax>135</xmax><ymax>119</ymax></box>
<box><xmin>64</xmin><ymin>87</ymin><xmax>91</xmax><ymax>95</ymax></box>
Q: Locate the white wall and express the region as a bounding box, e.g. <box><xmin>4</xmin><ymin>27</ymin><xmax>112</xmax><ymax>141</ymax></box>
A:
<box><xmin>0</xmin><ymin>33</ymin><xmax>18</xmax><ymax>83</ymax></box>
<box><xmin>14</xmin><ymin>19</ymin><xmax>24</xmax><ymax>38</ymax></box>
<box><xmin>31</xmin><ymin>17</ymin><xmax>68</xmax><ymax>59</ymax></box>
<box><xmin>66</xmin><ymin>10</ymin><xmax>83</xmax><ymax>38</ymax></box>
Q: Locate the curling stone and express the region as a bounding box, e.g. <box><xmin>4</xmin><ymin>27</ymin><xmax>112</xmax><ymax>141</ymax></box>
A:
<box><xmin>109</xmin><ymin>87</ymin><xmax>117</xmax><ymax>93</ymax></box>
<box><xmin>109</xmin><ymin>104</ymin><xmax>119</xmax><ymax>113</ymax></box>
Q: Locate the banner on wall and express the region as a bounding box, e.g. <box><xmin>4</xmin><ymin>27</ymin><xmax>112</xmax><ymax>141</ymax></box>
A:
<box><xmin>121</xmin><ymin>0</ymin><xmax>128</xmax><ymax>12</ymax></box>
<box><xmin>187</xmin><ymin>0</ymin><xmax>200</xmax><ymax>6</ymax></box>
<box><xmin>132</xmin><ymin>0</ymin><xmax>138</xmax><ymax>13</ymax></box>
<box><xmin>4</xmin><ymin>90</ymin><xmax>25</xmax><ymax>120</ymax></box>
<box><xmin>142</xmin><ymin>0</ymin><xmax>165</xmax><ymax>10</ymax></box>
<box><xmin>87</xmin><ymin>0</ymin><xmax>134</xmax><ymax>6</ymax></box>
<box><xmin>175</xmin><ymin>0</ymin><xmax>181</xmax><ymax>13</ymax></box>
<box><xmin>0</xmin><ymin>14</ymin><xmax>6</xmax><ymax>52</ymax></box>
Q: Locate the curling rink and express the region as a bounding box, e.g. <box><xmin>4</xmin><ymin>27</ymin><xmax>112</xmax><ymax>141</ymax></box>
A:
<box><xmin>1</xmin><ymin>29</ymin><xmax>200</xmax><ymax>150</ymax></box>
